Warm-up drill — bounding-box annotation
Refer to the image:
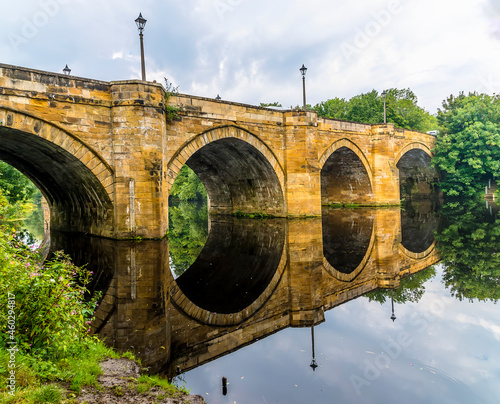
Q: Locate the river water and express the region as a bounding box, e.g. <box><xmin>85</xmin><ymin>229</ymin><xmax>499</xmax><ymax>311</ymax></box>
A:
<box><xmin>45</xmin><ymin>198</ymin><xmax>500</xmax><ymax>404</ymax></box>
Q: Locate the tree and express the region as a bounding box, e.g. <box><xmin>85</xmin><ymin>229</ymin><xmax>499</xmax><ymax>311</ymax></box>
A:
<box><xmin>365</xmin><ymin>266</ymin><xmax>436</xmax><ymax>304</ymax></box>
<box><xmin>433</xmin><ymin>92</ymin><xmax>500</xmax><ymax>196</ymax></box>
<box><xmin>436</xmin><ymin>199</ymin><xmax>500</xmax><ymax>302</ymax></box>
<box><xmin>168</xmin><ymin>200</ymin><xmax>208</xmax><ymax>277</ymax></box>
<box><xmin>260</xmin><ymin>102</ymin><xmax>282</xmax><ymax>108</ymax></box>
<box><xmin>169</xmin><ymin>165</ymin><xmax>207</xmax><ymax>202</ymax></box>
<box><xmin>314</xmin><ymin>88</ymin><xmax>437</xmax><ymax>132</ymax></box>
<box><xmin>0</xmin><ymin>161</ymin><xmax>39</xmax><ymax>204</ymax></box>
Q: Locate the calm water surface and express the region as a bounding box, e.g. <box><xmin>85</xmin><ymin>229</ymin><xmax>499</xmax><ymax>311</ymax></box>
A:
<box><xmin>49</xmin><ymin>198</ymin><xmax>500</xmax><ymax>404</ymax></box>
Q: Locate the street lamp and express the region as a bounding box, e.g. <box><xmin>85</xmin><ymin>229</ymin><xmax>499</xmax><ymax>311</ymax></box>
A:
<box><xmin>300</xmin><ymin>64</ymin><xmax>307</xmax><ymax>109</ymax></box>
<box><xmin>381</xmin><ymin>90</ymin><xmax>387</xmax><ymax>124</ymax></box>
<box><xmin>135</xmin><ymin>13</ymin><xmax>147</xmax><ymax>81</ymax></box>
<box><xmin>63</xmin><ymin>64</ymin><xmax>71</xmax><ymax>75</ymax></box>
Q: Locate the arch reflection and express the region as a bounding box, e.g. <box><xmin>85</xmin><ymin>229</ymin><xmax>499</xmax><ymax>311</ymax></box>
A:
<box><xmin>322</xmin><ymin>207</ymin><xmax>375</xmax><ymax>280</ymax></box>
<box><xmin>172</xmin><ymin>217</ymin><xmax>286</xmax><ymax>320</ymax></box>
<box><xmin>400</xmin><ymin>199</ymin><xmax>441</xmax><ymax>256</ymax></box>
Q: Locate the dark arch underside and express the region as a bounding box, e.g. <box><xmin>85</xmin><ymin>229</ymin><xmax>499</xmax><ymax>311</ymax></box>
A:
<box><xmin>397</xmin><ymin>149</ymin><xmax>439</xmax><ymax>199</ymax></box>
<box><xmin>0</xmin><ymin>126</ymin><xmax>113</xmax><ymax>235</ymax></box>
<box><xmin>184</xmin><ymin>137</ymin><xmax>284</xmax><ymax>216</ymax></box>
<box><xmin>321</xmin><ymin>147</ymin><xmax>373</xmax><ymax>205</ymax></box>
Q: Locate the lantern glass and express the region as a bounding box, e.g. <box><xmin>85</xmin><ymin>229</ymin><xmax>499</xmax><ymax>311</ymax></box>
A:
<box><xmin>135</xmin><ymin>13</ymin><xmax>147</xmax><ymax>31</ymax></box>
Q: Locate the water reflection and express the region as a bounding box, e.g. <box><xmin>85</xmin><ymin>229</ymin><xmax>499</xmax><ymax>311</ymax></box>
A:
<box><xmin>175</xmin><ymin>217</ymin><xmax>285</xmax><ymax>314</ymax></box>
<box><xmin>322</xmin><ymin>207</ymin><xmax>374</xmax><ymax>275</ymax></box>
<box><xmin>48</xmin><ymin>205</ymin><xmax>442</xmax><ymax>377</ymax></box>
<box><xmin>437</xmin><ymin>199</ymin><xmax>500</xmax><ymax>302</ymax></box>
<box><xmin>40</xmin><ymin>198</ymin><xmax>500</xmax><ymax>403</ymax></box>
<box><xmin>400</xmin><ymin>198</ymin><xmax>441</xmax><ymax>254</ymax></box>
<box><xmin>168</xmin><ymin>200</ymin><xmax>208</xmax><ymax>278</ymax></box>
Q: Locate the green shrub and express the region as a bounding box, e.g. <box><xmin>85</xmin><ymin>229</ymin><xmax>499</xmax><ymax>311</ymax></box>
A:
<box><xmin>0</xmin><ymin>231</ymin><xmax>100</xmax><ymax>361</ymax></box>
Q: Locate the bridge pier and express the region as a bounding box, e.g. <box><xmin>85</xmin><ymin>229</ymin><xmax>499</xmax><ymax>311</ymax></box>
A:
<box><xmin>109</xmin><ymin>81</ymin><xmax>169</xmax><ymax>239</ymax></box>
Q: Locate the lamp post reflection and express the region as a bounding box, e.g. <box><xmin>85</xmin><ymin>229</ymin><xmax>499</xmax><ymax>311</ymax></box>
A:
<box><xmin>390</xmin><ymin>288</ymin><xmax>397</xmax><ymax>322</ymax></box>
<box><xmin>310</xmin><ymin>326</ymin><xmax>318</xmax><ymax>371</ymax></box>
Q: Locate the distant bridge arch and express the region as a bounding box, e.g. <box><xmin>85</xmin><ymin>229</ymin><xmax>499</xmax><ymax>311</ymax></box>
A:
<box><xmin>319</xmin><ymin>138</ymin><xmax>374</xmax><ymax>205</ymax></box>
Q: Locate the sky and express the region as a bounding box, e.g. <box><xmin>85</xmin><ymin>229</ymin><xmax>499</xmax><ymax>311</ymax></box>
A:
<box><xmin>2</xmin><ymin>0</ymin><xmax>500</xmax><ymax>114</ymax></box>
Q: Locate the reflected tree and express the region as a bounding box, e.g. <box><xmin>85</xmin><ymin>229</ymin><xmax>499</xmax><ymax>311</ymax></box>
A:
<box><xmin>365</xmin><ymin>266</ymin><xmax>436</xmax><ymax>304</ymax></box>
<box><xmin>437</xmin><ymin>199</ymin><xmax>500</xmax><ymax>302</ymax></box>
<box><xmin>168</xmin><ymin>200</ymin><xmax>208</xmax><ymax>277</ymax></box>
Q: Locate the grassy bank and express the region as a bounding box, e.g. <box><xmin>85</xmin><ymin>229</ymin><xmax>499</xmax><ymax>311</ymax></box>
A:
<box><xmin>0</xmin><ymin>228</ymin><xmax>189</xmax><ymax>403</ymax></box>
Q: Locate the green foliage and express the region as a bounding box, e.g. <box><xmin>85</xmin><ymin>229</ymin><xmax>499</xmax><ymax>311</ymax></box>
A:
<box><xmin>0</xmin><ymin>163</ymin><xmax>42</xmax><ymax>234</ymax></box>
<box><xmin>365</xmin><ymin>265</ymin><xmax>436</xmax><ymax>304</ymax></box>
<box><xmin>436</xmin><ymin>199</ymin><xmax>500</xmax><ymax>302</ymax></box>
<box><xmin>168</xmin><ymin>200</ymin><xmax>208</xmax><ymax>277</ymax></box>
<box><xmin>314</xmin><ymin>88</ymin><xmax>437</xmax><ymax>132</ymax></box>
<box><xmin>433</xmin><ymin>92</ymin><xmax>500</xmax><ymax>196</ymax></box>
<box><xmin>163</xmin><ymin>78</ymin><xmax>181</xmax><ymax>123</ymax></box>
<box><xmin>0</xmin><ymin>234</ymin><xmax>101</xmax><ymax>360</ymax></box>
<box><xmin>30</xmin><ymin>385</ymin><xmax>64</xmax><ymax>403</ymax></box>
<box><xmin>135</xmin><ymin>374</ymin><xmax>190</xmax><ymax>396</ymax></box>
<box><xmin>0</xmin><ymin>188</ymin><xmax>34</xmax><ymax>226</ymax></box>
<box><xmin>0</xmin><ymin>162</ymin><xmax>39</xmax><ymax>205</ymax></box>
<box><xmin>260</xmin><ymin>102</ymin><xmax>282</xmax><ymax>107</ymax></box>
<box><xmin>170</xmin><ymin>165</ymin><xmax>207</xmax><ymax>202</ymax></box>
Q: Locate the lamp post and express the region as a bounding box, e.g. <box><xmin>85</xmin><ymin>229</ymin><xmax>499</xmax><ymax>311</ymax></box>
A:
<box><xmin>381</xmin><ymin>90</ymin><xmax>387</xmax><ymax>124</ymax></box>
<box><xmin>300</xmin><ymin>64</ymin><xmax>307</xmax><ymax>109</ymax></box>
<box><xmin>63</xmin><ymin>64</ymin><xmax>71</xmax><ymax>75</ymax></box>
<box><xmin>135</xmin><ymin>13</ymin><xmax>147</xmax><ymax>81</ymax></box>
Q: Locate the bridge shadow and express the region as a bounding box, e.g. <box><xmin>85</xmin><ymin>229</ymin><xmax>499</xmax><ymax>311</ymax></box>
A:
<box><xmin>49</xmin><ymin>203</ymin><xmax>441</xmax><ymax>375</ymax></box>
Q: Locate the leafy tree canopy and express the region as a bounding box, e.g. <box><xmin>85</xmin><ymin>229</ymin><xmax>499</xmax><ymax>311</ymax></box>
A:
<box><xmin>314</xmin><ymin>88</ymin><xmax>437</xmax><ymax>132</ymax></box>
<box><xmin>365</xmin><ymin>265</ymin><xmax>436</xmax><ymax>305</ymax></box>
<box><xmin>260</xmin><ymin>102</ymin><xmax>282</xmax><ymax>108</ymax></box>
<box><xmin>170</xmin><ymin>165</ymin><xmax>207</xmax><ymax>202</ymax></box>
<box><xmin>0</xmin><ymin>161</ymin><xmax>39</xmax><ymax>204</ymax></box>
<box><xmin>433</xmin><ymin>92</ymin><xmax>500</xmax><ymax>196</ymax></box>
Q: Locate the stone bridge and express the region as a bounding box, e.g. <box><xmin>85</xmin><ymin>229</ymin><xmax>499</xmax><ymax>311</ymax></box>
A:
<box><xmin>0</xmin><ymin>63</ymin><xmax>437</xmax><ymax>239</ymax></box>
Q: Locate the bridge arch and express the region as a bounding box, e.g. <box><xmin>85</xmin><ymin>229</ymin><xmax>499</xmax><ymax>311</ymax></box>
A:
<box><xmin>166</xmin><ymin>125</ymin><xmax>285</xmax><ymax>216</ymax></box>
<box><xmin>396</xmin><ymin>142</ymin><xmax>438</xmax><ymax>199</ymax></box>
<box><xmin>0</xmin><ymin>108</ymin><xmax>114</xmax><ymax>235</ymax></box>
<box><xmin>319</xmin><ymin>139</ymin><xmax>374</xmax><ymax>205</ymax></box>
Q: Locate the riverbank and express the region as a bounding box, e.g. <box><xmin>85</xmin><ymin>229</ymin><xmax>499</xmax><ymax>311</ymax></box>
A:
<box><xmin>74</xmin><ymin>358</ymin><xmax>205</xmax><ymax>404</ymax></box>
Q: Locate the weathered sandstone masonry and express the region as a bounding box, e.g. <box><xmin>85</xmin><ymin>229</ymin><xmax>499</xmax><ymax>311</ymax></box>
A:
<box><xmin>0</xmin><ymin>64</ymin><xmax>436</xmax><ymax>239</ymax></box>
